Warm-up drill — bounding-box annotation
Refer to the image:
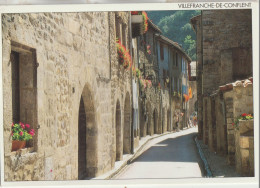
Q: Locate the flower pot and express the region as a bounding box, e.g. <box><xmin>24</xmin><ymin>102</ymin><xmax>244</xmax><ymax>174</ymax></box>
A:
<box><xmin>12</xmin><ymin>140</ymin><xmax>26</xmax><ymax>151</ymax></box>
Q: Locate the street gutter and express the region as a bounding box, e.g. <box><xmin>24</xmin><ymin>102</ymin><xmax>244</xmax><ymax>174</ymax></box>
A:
<box><xmin>194</xmin><ymin>136</ymin><xmax>213</xmax><ymax>177</ymax></box>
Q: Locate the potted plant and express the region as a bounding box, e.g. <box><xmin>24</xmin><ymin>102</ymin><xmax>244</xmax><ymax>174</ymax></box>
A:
<box><xmin>146</xmin><ymin>45</ymin><xmax>151</xmax><ymax>55</ymax></box>
<box><xmin>11</xmin><ymin>122</ymin><xmax>35</xmax><ymax>151</ymax></box>
<box><xmin>135</xmin><ymin>68</ymin><xmax>141</xmax><ymax>79</ymax></box>
<box><xmin>232</xmin><ymin>113</ymin><xmax>253</xmax><ymax>130</ymax></box>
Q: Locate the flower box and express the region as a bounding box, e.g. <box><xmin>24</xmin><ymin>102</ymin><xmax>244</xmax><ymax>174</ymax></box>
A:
<box><xmin>131</xmin><ymin>15</ymin><xmax>143</xmax><ymax>24</ymax></box>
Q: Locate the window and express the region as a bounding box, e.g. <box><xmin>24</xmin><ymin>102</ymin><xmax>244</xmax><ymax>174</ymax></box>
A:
<box><xmin>11</xmin><ymin>51</ymin><xmax>20</xmax><ymax>123</ymax></box>
<box><xmin>11</xmin><ymin>41</ymin><xmax>38</xmax><ymax>149</ymax></box>
<box><xmin>232</xmin><ymin>47</ymin><xmax>252</xmax><ymax>80</ymax></box>
<box><xmin>122</xmin><ymin>24</ymin><xmax>127</xmax><ymax>48</ymax></box>
<box><xmin>160</xmin><ymin>43</ymin><xmax>164</xmax><ymax>60</ymax></box>
<box><xmin>115</xmin><ymin>15</ymin><xmax>121</xmax><ymax>42</ymax></box>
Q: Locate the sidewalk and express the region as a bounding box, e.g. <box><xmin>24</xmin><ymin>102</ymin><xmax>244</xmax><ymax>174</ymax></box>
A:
<box><xmin>93</xmin><ymin>130</ymin><xmax>175</xmax><ymax>180</ymax></box>
<box><xmin>196</xmin><ymin>139</ymin><xmax>241</xmax><ymax>177</ymax></box>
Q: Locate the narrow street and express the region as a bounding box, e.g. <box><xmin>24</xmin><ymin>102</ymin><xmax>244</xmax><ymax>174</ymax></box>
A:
<box><xmin>114</xmin><ymin>127</ymin><xmax>204</xmax><ymax>179</ymax></box>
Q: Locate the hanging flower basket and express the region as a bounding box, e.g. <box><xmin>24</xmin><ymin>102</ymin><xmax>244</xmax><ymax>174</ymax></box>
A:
<box><xmin>142</xmin><ymin>11</ymin><xmax>148</xmax><ymax>33</ymax></box>
<box><xmin>116</xmin><ymin>39</ymin><xmax>132</xmax><ymax>70</ymax></box>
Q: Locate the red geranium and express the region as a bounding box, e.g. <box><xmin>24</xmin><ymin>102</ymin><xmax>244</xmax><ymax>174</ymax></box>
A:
<box><xmin>116</xmin><ymin>39</ymin><xmax>132</xmax><ymax>70</ymax></box>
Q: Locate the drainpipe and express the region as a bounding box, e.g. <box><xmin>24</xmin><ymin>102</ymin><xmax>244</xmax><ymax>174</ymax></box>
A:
<box><xmin>169</xmin><ymin>48</ymin><xmax>172</xmax><ymax>131</ymax></box>
<box><xmin>129</xmin><ymin>13</ymin><xmax>134</xmax><ymax>154</ymax></box>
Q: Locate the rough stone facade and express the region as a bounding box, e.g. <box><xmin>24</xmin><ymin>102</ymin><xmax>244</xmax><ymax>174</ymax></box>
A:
<box><xmin>235</xmin><ymin>120</ymin><xmax>254</xmax><ymax>176</ymax></box>
<box><xmin>2</xmin><ymin>12</ymin><xmax>132</xmax><ymax>181</ymax></box>
<box><xmin>135</xmin><ymin>22</ymin><xmax>162</xmax><ymax>138</ymax></box>
<box><xmin>3</xmin><ymin>11</ymin><xmax>194</xmax><ymax>181</ymax></box>
<box><xmin>191</xmin><ymin>10</ymin><xmax>253</xmax><ymax>176</ymax></box>
<box><xmin>201</xmin><ymin>10</ymin><xmax>252</xmax><ymax>95</ymax></box>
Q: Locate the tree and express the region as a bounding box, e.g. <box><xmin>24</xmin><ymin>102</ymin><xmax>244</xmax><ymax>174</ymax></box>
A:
<box><xmin>184</xmin><ymin>35</ymin><xmax>196</xmax><ymax>60</ymax></box>
<box><xmin>147</xmin><ymin>10</ymin><xmax>200</xmax><ymax>61</ymax></box>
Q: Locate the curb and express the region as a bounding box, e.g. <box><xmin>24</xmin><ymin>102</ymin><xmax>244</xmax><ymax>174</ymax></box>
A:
<box><xmin>194</xmin><ymin>136</ymin><xmax>213</xmax><ymax>177</ymax></box>
<box><xmin>106</xmin><ymin>131</ymin><xmax>174</xmax><ymax>179</ymax></box>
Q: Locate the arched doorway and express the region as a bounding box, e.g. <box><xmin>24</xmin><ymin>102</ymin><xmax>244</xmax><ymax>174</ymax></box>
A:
<box><xmin>167</xmin><ymin>109</ymin><xmax>171</xmax><ymax>131</ymax></box>
<box><xmin>116</xmin><ymin>100</ymin><xmax>122</xmax><ymax>160</ymax></box>
<box><xmin>78</xmin><ymin>84</ymin><xmax>97</xmax><ymax>180</ymax></box>
<box><xmin>162</xmin><ymin>108</ymin><xmax>166</xmax><ymax>133</ymax></box>
<box><xmin>146</xmin><ymin>102</ymin><xmax>151</xmax><ymax>136</ymax></box>
<box><xmin>158</xmin><ymin>109</ymin><xmax>162</xmax><ymax>134</ymax></box>
<box><xmin>153</xmin><ymin>108</ymin><xmax>158</xmax><ymax>134</ymax></box>
<box><xmin>123</xmin><ymin>92</ymin><xmax>131</xmax><ymax>154</ymax></box>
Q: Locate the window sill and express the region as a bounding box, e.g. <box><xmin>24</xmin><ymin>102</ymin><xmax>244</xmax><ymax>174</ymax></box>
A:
<box><xmin>6</xmin><ymin>147</ymin><xmax>35</xmax><ymax>157</ymax></box>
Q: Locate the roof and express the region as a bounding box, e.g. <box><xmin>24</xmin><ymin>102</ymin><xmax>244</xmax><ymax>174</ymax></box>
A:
<box><xmin>219</xmin><ymin>77</ymin><xmax>253</xmax><ymax>92</ymax></box>
<box><xmin>148</xmin><ymin>19</ymin><xmax>162</xmax><ymax>34</ymax></box>
<box><xmin>190</xmin><ymin>14</ymin><xmax>201</xmax><ymax>31</ymax></box>
<box><xmin>155</xmin><ymin>34</ymin><xmax>192</xmax><ymax>62</ymax></box>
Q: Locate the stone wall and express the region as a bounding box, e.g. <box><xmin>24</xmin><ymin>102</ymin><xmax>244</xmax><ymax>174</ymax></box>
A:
<box><xmin>202</xmin><ymin>10</ymin><xmax>252</xmax><ymax>95</ymax></box>
<box><xmin>190</xmin><ymin>15</ymin><xmax>203</xmax><ymax>139</ymax></box>
<box><xmin>110</xmin><ymin>11</ymin><xmax>132</xmax><ymax>164</ymax></box>
<box><xmin>137</xmin><ymin>29</ymin><xmax>161</xmax><ymax>137</ymax></box>
<box><xmin>235</xmin><ymin>120</ymin><xmax>254</xmax><ymax>176</ymax></box>
<box><xmin>215</xmin><ymin>94</ymin><xmax>228</xmax><ymax>155</ymax></box>
<box><xmin>223</xmin><ymin>91</ymin><xmax>235</xmax><ymax>164</ymax></box>
<box><xmin>3</xmin><ymin>12</ymin><xmax>131</xmax><ymax>181</ymax></box>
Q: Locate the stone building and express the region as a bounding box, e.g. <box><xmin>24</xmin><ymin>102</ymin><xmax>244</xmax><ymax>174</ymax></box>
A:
<box><xmin>156</xmin><ymin>35</ymin><xmax>192</xmax><ymax>131</ymax></box>
<box><xmin>191</xmin><ymin>10</ymin><xmax>253</xmax><ymax>176</ymax></box>
<box><xmin>2</xmin><ymin>11</ymin><xmax>133</xmax><ymax>181</ymax></box>
<box><xmin>132</xmin><ymin>17</ymin><xmax>163</xmax><ymax>138</ymax></box>
<box><xmin>3</xmin><ymin>11</ymin><xmax>193</xmax><ymax>181</ymax></box>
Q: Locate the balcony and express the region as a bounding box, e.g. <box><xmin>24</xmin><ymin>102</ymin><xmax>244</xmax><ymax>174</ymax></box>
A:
<box><xmin>131</xmin><ymin>15</ymin><xmax>144</xmax><ymax>38</ymax></box>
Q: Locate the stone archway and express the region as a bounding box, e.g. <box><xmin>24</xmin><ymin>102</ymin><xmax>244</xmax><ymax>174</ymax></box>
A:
<box><xmin>123</xmin><ymin>92</ymin><xmax>131</xmax><ymax>154</ymax></box>
<box><xmin>146</xmin><ymin>102</ymin><xmax>151</xmax><ymax>136</ymax></box>
<box><xmin>116</xmin><ymin>100</ymin><xmax>122</xmax><ymax>160</ymax></box>
<box><xmin>153</xmin><ymin>108</ymin><xmax>158</xmax><ymax>134</ymax></box>
<box><xmin>78</xmin><ymin>84</ymin><xmax>97</xmax><ymax>180</ymax></box>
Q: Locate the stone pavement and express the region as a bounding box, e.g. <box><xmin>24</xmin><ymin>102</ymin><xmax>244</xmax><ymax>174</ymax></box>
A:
<box><xmin>197</xmin><ymin>139</ymin><xmax>241</xmax><ymax>177</ymax></box>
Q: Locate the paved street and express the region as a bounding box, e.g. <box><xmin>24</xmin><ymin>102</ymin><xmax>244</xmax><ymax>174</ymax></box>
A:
<box><xmin>114</xmin><ymin>127</ymin><xmax>204</xmax><ymax>179</ymax></box>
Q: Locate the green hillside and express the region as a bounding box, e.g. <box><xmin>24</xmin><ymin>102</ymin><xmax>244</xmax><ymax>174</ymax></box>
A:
<box><xmin>147</xmin><ymin>10</ymin><xmax>201</xmax><ymax>61</ymax></box>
